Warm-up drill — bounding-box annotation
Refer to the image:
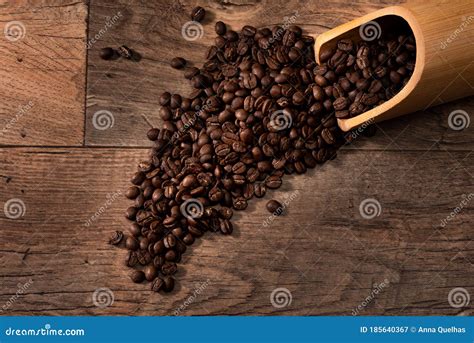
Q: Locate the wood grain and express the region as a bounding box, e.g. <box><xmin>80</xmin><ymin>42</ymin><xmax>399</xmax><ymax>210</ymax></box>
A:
<box><xmin>0</xmin><ymin>147</ymin><xmax>472</xmax><ymax>315</ymax></box>
<box><xmin>86</xmin><ymin>0</ymin><xmax>408</xmax><ymax>147</ymax></box>
<box><xmin>0</xmin><ymin>0</ymin><xmax>473</xmax><ymax>317</ymax></box>
<box><xmin>0</xmin><ymin>0</ymin><xmax>87</xmax><ymax>146</ymax></box>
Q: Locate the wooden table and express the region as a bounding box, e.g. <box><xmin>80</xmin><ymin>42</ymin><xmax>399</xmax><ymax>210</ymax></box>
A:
<box><xmin>0</xmin><ymin>0</ymin><xmax>472</xmax><ymax>316</ymax></box>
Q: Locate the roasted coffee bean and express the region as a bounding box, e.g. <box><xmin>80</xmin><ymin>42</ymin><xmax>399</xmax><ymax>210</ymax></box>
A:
<box><xmin>118</xmin><ymin>45</ymin><xmax>133</xmax><ymax>59</ymax></box>
<box><xmin>147</xmin><ymin>128</ymin><xmax>160</xmax><ymax>141</ymax></box>
<box><xmin>165</xmin><ymin>250</ymin><xmax>177</xmax><ymax>261</ymax></box>
<box><xmin>218</xmin><ymin>207</ymin><xmax>233</xmax><ymax>219</ymax></box>
<box><xmin>171</xmin><ymin>57</ymin><xmax>187</xmax><ymax>69</ymax></box>
<box><xmin>153</xmin><ymin>255</ymin><xmax>165</xmax><ymax>268</ymax></box>
<box><xmin>183</xmin><ymin>233</ymin><xmax>195</xmax><ymax>245</ymax></box>
<box><xmin>233</xmin><ymin>197</ymin><xmax>248</xmax><ymax>210</ymax></box>
<box><xmin>130</xmin><ymin>270</ymin><xmax>145</xmax><ymax>283</ymax></box>
<box><xmin>129</xmin><ymin>223</ymin><xmax>141</xmax><ymax>237</ymax></box>
<box><xmin>125</xmin><ymin>251</ymin><xmax>139</xmax><ymax>267</ymax></box>
<box><xmin>254</xmin><ymin>183</ymin><xmax>266</xmax><ymax>198</ymax></box>
<box><xmin>163</xmin><ymin>276</ymin><xmax>175</xmax><ymax>292</ymax></box>
<box><xmin>108</xmin><ymin>230</ymin><xmax>123</xmax><ymax>245</ymax></box>
<box><xmin>151</xmin><ymin>277</ymin><xmax>164</xmax><ymax>292</ymax></box>
<box><xmin>117</xmin><ymin>19</ymin><xmax>414</xmax><ymax>293</ymax></box>
<box><xmin>163</xmin><ymin>234</ymin><xmax>176</xmax><ymax>249</ymax></box>
<box><xmin>215</xmin><ymin>21</ymin><xmax>226</xmax><ymax>35</ymax></box>
<box><xmin>100</xmin><ymin>47</ymin><xmax>115</xmax><ymax>60</ymax></box>
<box><xmin>219</xmin><ymin>219</ymin><xmax>233</xmax><ymax>234</ymax></box>
<box><xmin>191</xmin><ymin>6</ymin><xmax>206</xmax><ymax>22</ymax></box>
<box><xmin>266</xmin><ymin>199</ymin><xmax>283</xmax><ymax>215</ymax></box>
<box><xmin>126</xmin><ymin>186</ymin><xmax>140</xmax><ymax>199</ymax></box>
<box><xmin>265</xmin><ymin>175</ymin><xmax>282</xmax><ymax>189</ymax></box>
<box><xmin>184</xmin><ymin>67</ymin><xmax>200</xmax><ymax>80</ymax></box>
<box><xmin>161</xmin><ymin>262</ymin><xmax>178</xmax><ymax>275</ymax></box>
<box><xmin>125</xmin><ymin>235</ymin><xmax>139</xmax><ymax>251</ymax></box>
<box><xmin>131</xmin><ymin>171</ymin><xmax>146</xmax><ymax>185</ymax></box>
<box><xmin>144</xmin><ymin>265</ymin><xmax>158</xmax><ymax>281</ymax></box>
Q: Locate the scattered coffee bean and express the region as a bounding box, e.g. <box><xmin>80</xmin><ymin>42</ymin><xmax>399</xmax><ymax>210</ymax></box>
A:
<box><xmin>215</xmin><ymin>21</ymin><xmax>226</xmax><ymax>35</ymax></box>
<box><xmin>171</xmin><ymin>57</ymin><xmax>187</xmax><ymax>69</ymax></box>
<box><xmin>118</xmin><ymin>45</ymin><xmax>133</xmax><ymax>59</ymax></box>
<box><xmin>147</xmin><ymin>128</ymin><xmax>160</xmax><ymax>141</ymax></box>
<box><xmin>163</xmin><ymin>276</ymin><xmax>175</xmax><ymax>292</ymax></box>
<box><xmin>108</xmin><ymin>230</ymin><xmax>124</xmax><ymax>245</ymax></box>
<box><xmin>151</xmin><ymin>277</ymin><xmax>164</xmax><ymax>292</ymax></box>
<box><xmin>130</xmin><ymin>270</ymin><xmax>145</xmax><ymax>283</ymax></box>
<box><xmin>191</xmin><ymin>6</ymin><xmax>206</xmax><ymax>22</ymax></box>
<box><xmin>99</xmin><ymin>47</ymin><xmax>115</xmax><ymax>60</ymax></box>
<box><xmin>266</xmin><ymin>200</ymin><xmax>283</xmax><ymax>215</ymax></box>
<box><xmin>144</xmin><ymin>265</ymin><xmax>158</xmax><ymax>281</ymax></box>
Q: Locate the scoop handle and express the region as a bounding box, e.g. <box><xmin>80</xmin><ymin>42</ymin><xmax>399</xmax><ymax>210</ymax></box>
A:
<box><xmin>314</xmin><ymin>2</ymin><xmax>474</xmax><ymax>131</ymax></box>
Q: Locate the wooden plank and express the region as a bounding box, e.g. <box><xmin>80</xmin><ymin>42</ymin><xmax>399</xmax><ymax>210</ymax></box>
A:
<box><xmin>0</xmin><ymin>0</ymin><xmax>87</xmax><ymax>146</ymax></box>
<box><xmin>1</xmin><ymin>147</ymin><xmax>472</xmax><ymax>315</ymax></box>
<box><xmin>88</xmin><ymin>0</ymin><xmax>459</xmax><ymax>149</ymax></box>
<box><xmin>85</xmin><ymin>0</ymin><xmax>474</xmax><ymax>151</ymax></box>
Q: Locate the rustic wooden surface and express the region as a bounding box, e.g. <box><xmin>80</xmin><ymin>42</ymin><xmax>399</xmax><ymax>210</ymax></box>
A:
<box><xmin>0</xmin><ymin>0</ymin><xmax>473</xmax><ymax>316</ymax></box>
<box><xmin>0</xmin><ymin>0</ymin><xmax>87</xmax><ymax>146</ymax></box>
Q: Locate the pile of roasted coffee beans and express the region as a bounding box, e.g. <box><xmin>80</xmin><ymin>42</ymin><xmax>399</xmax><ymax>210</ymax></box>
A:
<box><xmin>109</xmin><ymin>6</ymin><xmax>415</xmax><ymax>292</ymax></box>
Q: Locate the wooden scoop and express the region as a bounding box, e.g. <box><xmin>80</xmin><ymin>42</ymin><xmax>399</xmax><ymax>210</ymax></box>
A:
<box><xmin>313</xmin><ymin>2</ymin><xmax>474</xmax><ymax>132</ymax></box>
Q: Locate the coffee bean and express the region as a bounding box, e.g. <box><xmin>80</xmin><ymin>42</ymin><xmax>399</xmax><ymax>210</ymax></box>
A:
<box><xmin>130</xmin><ymin>270</ymin><xmax>145</xmax><ymax>283</ymax></box>
<box><xmin>218</xmin><ymin>207</ymin><xmax>233</xmax><ymax>219</ymax></box>
<box><xmin>129</xmin><ymin>223</ymin><xmax>141</xmax><ymax>237</ymax></box>
<box><xmin>191</xmin><ymin>6</ymin><xmax>206</xmax><ymax>22</ymax></box>
<box><xmin>161</xmin><ymin>262</ymin><xmax>178</xmax><ymax>275</ymax></box>
<box><xmin>254</xmin><ymin>183</ymin><xmax>266</xmax><ymax>198</ymax></box>
<box><xmin>184</xmin><ymin>67</ymin><xmax>200</xmax><ymax>79</ymax></box>
<box><xmin>171</xmin><ymin>57</ymin><xmax>187</xmax><ymax>69</ymax></box>
<box><xmin>108</xmin><ymin>231</ymin><xmax>123</xmax><ymax>245</ymax></box>
<box><xmin>151</xmin><ymin>277</ymin><xmax>164</xmax><ymax>292</ymax></box>
<box><xmin>147</xmin><ymin>128</ymin><xmax>160</xmax><ymax>141</ymax></box>
<box><xmin>163</xmin><ymin>276</ymin><xmax>175</xmax><ymax>292</ymax></box>
<box><xmin>116</xmin><ymin>17</ymin><xmax>414</xmax><ymax>293</ymax></box>
<box><xmin>100</xmin><ymin>47</ymin><xmax>115</xmax><ymax>60</ymax></box>
<box><xmin>265</xmin><ymin>175</ymin><xmax>282</xmax><ymax>189</ymax></box>
<box><xmin>125</xmin><ymin>206</ymin><xmax>138</xmax><ymax>220</ymax></box>
<box><xmin>118</xmin><ymin>45</ymin><xmax>133</xmax><ymax>59</ymax></box>
<box><xmin>215</xmin><ymin>21</ymin><xmax>226</xmax><ymax>35</ymax></box>
<box><xmin>144</xmin><ymin>265</ymin><xmax>158</xmax><ymax>281</ymax></box>
<box><xmin>219</xmin><ymin>219</ymin><xmax>233</xmax><ymax>234</ymax></box>
<box><xmin>266</xmin><ymin>199</ymin><xmax>283</xmax><ymax>215</ymax></box>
